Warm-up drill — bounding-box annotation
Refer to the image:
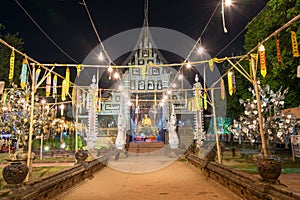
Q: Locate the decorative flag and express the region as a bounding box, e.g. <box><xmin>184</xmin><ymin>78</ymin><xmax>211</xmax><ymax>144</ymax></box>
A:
<box><xmin>259</xmin><ymin>44</ymin><xmax>267</xmax><ymax>77</ymax></box>
<box><xmin>9</xmin><ymin>49</ymin><xmax>15</xmax><ymax>84</ymax></box>
<box><xmin>86</xmin><ymin>93</ymin><xmax>89</xmax><ymax>110</ymax></box>
<box><xmin>76</xmin><ymin>64</ymin><xmax>82</xmax><ymax>77</ymax></box>
<box><xmin>20</xmin><ymin>58</ymin><xmax>28</xmax><ymax>89</ymax></box>
<box><xmin>297</xmin><ymin>65</ymin><xmax>300</xmax><ymax>78</ymax></box>
<box><xmin>72</xmin><ymin>86</ymin><xmax>76</xmax><ymax>105</ymax></box>
<box><xmin>276</xmin><ymin>37</ymin><xmax>282</xmax><ymax>64</ymax></box>
<box><xmin>142</xmin><ymin>66</ymin><xmax>146</xmax><ymax>78</ymax></box>
<box><xmin>82</xmin><ymin>92</ymin><xmax>86</xmax><ymax>108</ymax></box>
<box><xmin>228</xmin><ymin>71</ymin><xmax>233</xmax><ymax>96</ymax></box>
<box><xmin>2</xmin><ymin>91</ymin><xmax>7</xmax><ymax>105</ymax></box>
<box><xmin>52</xmin><ymin>75</ymin><xmax>57</xmax><ymax>98</ymax></box>
<box><xmin>35</xmin><ymin>67</ymin><xmax>41</xmax><ymax>85</ymax></box>
<box><xmin>61</xmin><ymin>80</ymin><xmax>66</xmax><ymax>101</ymax></box>
<box><xmin>203</xmin><ymin>93</ymin><xmax>207</xmax><ymax>110</ymax></box>
<box><xmin>291</xmin><ymin>29</ymin><xmax>299</xmax><ymax>57</ymax></box>
<box><xmin>198</xmin><ymin>95</ymin><xmax>203</xmax><ymax>110</ymax></box>
<box><xmin>65</xmin><ymin>67</ymin><xmax>70</xmax><ymax>95</ymax></box>
<box><xmin>45</xmin><ymin>74</ymin><xmax>51</xmax><ymax>97</ymax></box>
<box><xmin>232</xmin><ymin>72</ymin><xmax>236</xmax><ymax>92</ymax></box>
<box><xmin>209</xmin><ymin>59</ymin><xmax>214</xmax><ymax>71</ymax></box>
<box><xmin>220</xmin><ymin>78</ymin><xmax>225</xmax><ymax>100</ymax></box>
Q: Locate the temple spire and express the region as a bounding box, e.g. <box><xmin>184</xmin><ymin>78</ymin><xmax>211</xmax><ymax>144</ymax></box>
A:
<box><xmin>144</xmin><ymin>0</ymin><xmax>149</xmax><ymax>49</ymax></box>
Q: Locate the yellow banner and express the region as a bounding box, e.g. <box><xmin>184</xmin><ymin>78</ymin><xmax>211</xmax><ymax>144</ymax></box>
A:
<box><xmin>259</xmin><ymin>47</ymin><xmax>267</xmax><ymax>77</ymax></box>
<box><xmin>76</xmin><ymin>64</ymin><xmax>82</xmax><ymax>77</ymax></box>
<box><xmin>203</xmin><ymin>93</ymin><xmax>207</xmax><ymax>110</ymax></box>
<box><xmin>65</xmin><ymin>67</ymin><xmax>70</xmax><ymax>95</ymax></box>
<box><xmin>9</xmin><ymin>50</ymin><xmax>15</xmax><ymax>83</ymax></box>
<box><xmin>61</xmin><ymin>80</ymin><xmax>66</xmax><ymax>101</ymax></box>
<box><xmin>209</xmin><ymin>59</ymin><xmax>214</xmax><ymax>71</ymax></box>
<box><xmin>45</xmin><ymin>74</ymin><xmax>51</xmax><ymax>97</ymax></box>
<box><xmin>291</xmin><ymin>30</ymin><xmax>299</xmax><ymax>57</ymax></box>
<box><xmin>228</xmin><ymin>71</ymin><xmax>233</xmax><ymax>96</ymax></box>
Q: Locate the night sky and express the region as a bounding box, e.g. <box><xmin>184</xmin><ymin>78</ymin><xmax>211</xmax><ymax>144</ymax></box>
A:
<box><xmin>0</xmin><ymin>0</ymin><xmax>269</xmax><ymax>64</ymax></box>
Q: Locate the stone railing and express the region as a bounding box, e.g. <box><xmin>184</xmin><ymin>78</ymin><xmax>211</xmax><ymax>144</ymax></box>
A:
<box><xmin>186</xmin><ymin>154</ymin><xmax>300</xmax><ymax>200</ymax></box>
<box><xmin>0</xmin><ymin>156</ymin><xmax>109</xmax><ymax>200</ymax></box>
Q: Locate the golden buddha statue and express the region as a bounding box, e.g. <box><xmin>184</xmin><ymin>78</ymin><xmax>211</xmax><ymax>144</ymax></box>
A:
<box><xmin>142</xmin><ymin>113</ymin><xmax>152</xmax><ymax>126</ymax></box>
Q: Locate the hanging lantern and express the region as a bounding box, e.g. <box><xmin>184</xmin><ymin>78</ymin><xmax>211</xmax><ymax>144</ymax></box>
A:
<box><xmin>232</xmin><ymin>72</ymin><xmax>236</xmax><ymax>92</ymax></box>
<box><xmin>221</xmin><ymin>78</ymin><xmax>225</xmax><ymax>100</ymax></box>
<box><xmin>9</xmin><ymin>49</ymin><xmax>15</xmax><ymax>84</ymax></box>
<box><xmin>228</xmin><ymin>70</ymin><xmax>233</xmax><ymax>96</ymax></box>
<box><xmin>291</xmin><ymin>28</ymin><xmax>299</xmax><ymax>57</ymax></box>
<box><xmin>45</xmin><ymin>74</ymin><xmax>51</xmax><ymax>97</ymax></box>
<box><xmin>20</xmin><ymin>58</ymin><xmax>28</xmax><ymax>89</ymax></box>
<box><xmin>259</xmin><ymin>44</ymin><xmax>267</xmax><ymax>77</ymax></box>
<box><xmin>65</xmin><ymin>67</ymin><xmax>70</xmax><ymax>95</ymax></box>
<box><xmin>276</xmin><ymin>37</ymin><xmax>282</xmax><ymax>64</ymax></box>
<box><xmin>52</xmin><ymin>75</ymin><xmax>57</xmax><ymax>98</ymax></box>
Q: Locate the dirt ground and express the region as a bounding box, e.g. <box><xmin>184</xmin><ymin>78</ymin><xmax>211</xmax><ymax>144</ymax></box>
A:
<box><xmin>57</xmin><ymin>161</ymin><xmax>242</xmax><ymax>200</ymax></box>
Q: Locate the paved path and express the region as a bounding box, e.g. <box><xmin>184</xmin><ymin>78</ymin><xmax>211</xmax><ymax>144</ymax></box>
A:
<box><xmin>57</xmin><ymin>158</ymin><xmax>241</xmax><ymax>200</ymax></box>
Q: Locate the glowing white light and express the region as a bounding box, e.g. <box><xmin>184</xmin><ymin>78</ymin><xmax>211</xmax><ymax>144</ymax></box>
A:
<box><xmin>113</xmin><ymin>72</ymin><xmax>120</xmax><ymax>79</ymax></box>
<box><xmin>225</xmin><ymin>0</ymin><xmax>232</xmax><ymax>6</ymax></box>
<box><xmin>167</xmin><ymin>90</ymin><xmax>172</xmax><ymax>95</ymax></box>
<box><xmin>60</xmin><ymin>143</ymin><xmax>66</xmax><ymax>149</ymax></box>
<box><xmin>60</xmin><ymin>104</ymin><xmax>64</xmax><ymax>110</ymax></box>
<box><xmin>178</xmin><ymin>74</ymin><xmax>184</xmax><ymax>80</ymax></box>
<box><xmin>197</xmin><ymin>46</ymin><xmax>205</xmax><ymax>54</ymax></box>
<box><xmin>41</xmin><ymin>99</ymin><xmax>46</xmax><ymax>104</ymax></box>
<box><xmin>159</xmin><ymin>102</ymin><xmax>164</xmax><ymax>107</ymax></box>
<box><xmin>98</xmin><ymin>52</ymin><xmax>104</xmax><ymax>61</ymax></box>
<box><xmin>186</xmin><ymin>62</ymin><xmax>192</xmax><ymax>68</ymax></box>
<box><xmin>44</xmin><ymin>146</ymin><xmax>50</xmax><ymax>151</ymax></box>
<box><xmin>3</xmin><ymin>107</ymin><xmax>8</xmax><ymax>111</ymax></box>
<box><xmin>172</xmin><ymin>83</ymin><xmax>177</xmax><ymax>88</ymax></box>
<box><xmin>127</xmin><ymin>101</ymin><xmax>132</xmax><ymax>106</ymax></box>
<box><xmin>259</xmin><ymin>44</ymin><xmax>265</xmax><ymax>51</ymax></box>
<box><xmin>107</xmin><ymin>66</ymin><xmax>113</xmax><ymax>73</ymax></box>
<box><xmin>163</xmin><ymin>95</ymin><xmax>168</xmax><ymax>100</ymax></box>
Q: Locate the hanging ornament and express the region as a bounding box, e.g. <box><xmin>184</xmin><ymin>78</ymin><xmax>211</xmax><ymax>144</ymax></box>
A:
<box><xmin>9</xmin><ymin>49</ymin><xmax>15</xmax><ymax>84</ymax></box>
<box><xmin>228</xmin><ymin>70</ymin><xmax>233</xmax><ymax>96</ymax></box>
<box><xmin>276</xmin><ymin>36</ymin><xmax>282</xmax><ymax>64</ymax></box>
<box><xmin>35</xmin><ymin>67</ymin><xmax>41</xmax><ymax>85</ymax></box>
<box><xmin>142</xmin><ymin>66</ymin><xmax>146</xmax><ymax>78</ymax></box>
<box><xmin>291</xmin><ymin>27</ymin><xmax>299</xmax><ymax>57</ymax></box>
<box><xmin>208</xmin><ymin>59</ymin><xmax>214</xmax><ymax>71</ymax></box>
<box><xmin>249</xmin><ymin>54</ymin><xmax>258</xmax><ymax>78</ymax></box>
<box><xmin>259</xmin><ymin>44</ymin><xmax>267</xmax><ymax>77</ymax></box>
<box><xmin>61</xmin><ymin>79</ymin><xmax>66</xmax><ymax>101</ymax></box>
<box><xmin>198</xmin><ymin>95</ymin><xmax>203</xmax><ymax>110</ymax></box>
<box><xmin>203</xmin><ymin>93</ymin><xmax>207</xmax><ymax>110</ymax></box>
<box><xmin>72</xmin><ymin>86</ymin><xmax>76</xmax><ymax>106</ymax></box>
<box><xmin>221</xmin><ymin>78</ymin><xmax>225</xmax><ymax>100</ymax></box>
<box><xmin>76</xmin><ymin>64</ymin><xmax>82</xmax><ymax>77</ymax></box>
<box><xmin>297</xmin><ymin>65</ymin><xmax>300</xmax><ymax>78</ymax></box>
<box><xmin>20</xmin><ymin>58</ymin><xmax>28</xmax><ymax>89</ymax></box>
<box><xmin>232</xmin><ymin>72</ymin><xmax>236</xmax><ymax>92</ymax></box>
<box><xmin>45</xmin><ymin>74</ymin><xmax>51</xmax><ymax>97</ymax></box>
<box><xmin>65</xmin><ymin>67</ymin><xmax>70</xmax><ymax>95</ymax></box>
<box><xmin>52</xmin><ymin>75</ymin><xmax>57</xmax><ymax>98</ymax></box>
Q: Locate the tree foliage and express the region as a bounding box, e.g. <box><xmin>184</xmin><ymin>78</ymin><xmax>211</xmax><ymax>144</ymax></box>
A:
<box><xmin>226</xmin><ymin>0</ymin><xmax>300</xmax><ymax>118</ymax></box>
<box><xmin>0</xmin><ymin>24</ymin><xmax>24</xmax><ymax>86</ymax></box>
<box><xmin>243</xmin><ymin>0</ymin><xmax>300</xmax><ymax>108</ymax></box>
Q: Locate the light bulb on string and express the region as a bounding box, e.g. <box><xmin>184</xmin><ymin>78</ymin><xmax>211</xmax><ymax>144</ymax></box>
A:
<box><xmin>225</xmin><ymin>0</ymin><xmax>232</xmax><ymax>6</ymax></box>
<box><xmin>186</xmin><ymin>62</ymin><xmax>192</xmax><ymax>68</ymax></box>
<box><xmin>167</xmin><ymin>90</ymin><xmax>172</xmax><ymax>95</ymax></box>
<box><xmin>178</xmin><ymin>74</ymin><xmax>183</xmax><ymax>80</ymax></box>
<box><xmin>107</xmin><ymin>66</ymin><xmax>113</xmax><ymax>73</ymax></box>
<box><xmin>197</xmin><ymin>46</ymin><xmax>205</xmax><ymax>54</ymax></box>
<box><xmin>98</xmin><ymin>51</ymin><xmax>104</xmax><ymax>61</ymax></box>
<box><xmin>172</xmin><ymin>83</ymin><xmax>177</xmax><ymax>88</ymax></box>
<box><xmin>113</xmin><ymin>71</ymin><xmax>120</xmax><ymax>79</ymax></box>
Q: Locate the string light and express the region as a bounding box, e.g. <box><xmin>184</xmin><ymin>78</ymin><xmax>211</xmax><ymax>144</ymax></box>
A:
<box><xmin>167</xmin><ymin>90</ymin><xmax>172</xmax><ymax>95</ymax></box>
<box><xmin>98</xmin><ymin>52</ymin><xmax>104</xmax><ymax>61</ymax></box>
<box><xmin>172</xmin><ymin>83</ymin><xmax>177</xmax><ymax>88</ymax></box>
<box><xmin>186</xmin><ymin>62</ymin><xmax>192</xmax><ymax>68</ymax></box>
<box><xmin>197</xmin><ymin>46</ymin><xmax>205</xmax><ymax>54</ymax></box>
<box><xmin>178</xmin><ymin>74</ymin><xmax>183</xmax><ymax>80</ymax></box>
<box><xmin>107</xmin><ymin>66</ymin><xmax>113</xmax><ymax>73</ymax></box>
<box><xmin>113</xmin><ymin>71</ymin><xmax>120</xmax><ymax>79</ymax></box>
<box><xmin>225</xmin><ymin>0</ymin><xmax>232</xmax><ymax>6</ymax></box>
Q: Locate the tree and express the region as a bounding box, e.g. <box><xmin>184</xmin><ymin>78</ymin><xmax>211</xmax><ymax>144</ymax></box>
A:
<box><xmin>0</xmin><ymin>24</ymin><xmax>24</xmax><ymax>86</ymax></box>
<box><xmin>243</xmin><ymin>0</ymin><xmax>300</xmax><ymax>108</ymax></box>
